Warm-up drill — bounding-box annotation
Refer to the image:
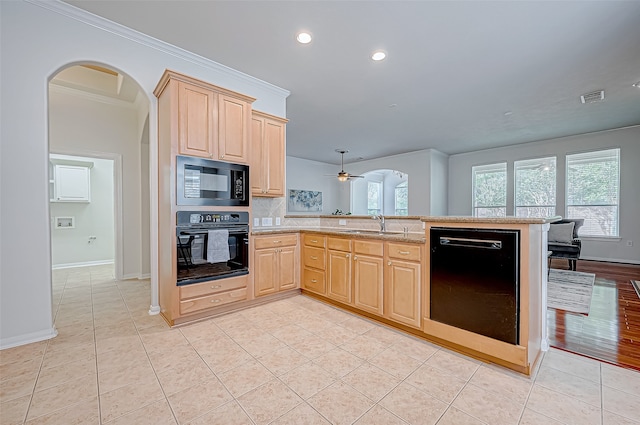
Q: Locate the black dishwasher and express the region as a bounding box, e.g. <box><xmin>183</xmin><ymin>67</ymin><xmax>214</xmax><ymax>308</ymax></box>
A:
<box><xmin>430</xmin><ymin>227</ymin><xmax>520</xmax><ymax>345</ymax></box>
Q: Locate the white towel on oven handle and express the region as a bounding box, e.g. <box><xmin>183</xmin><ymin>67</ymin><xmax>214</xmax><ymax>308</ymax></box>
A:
<box><xmin>207</xmin><ymin>229</ymin><xmax>230</xmax><ymax>263</ymax></box>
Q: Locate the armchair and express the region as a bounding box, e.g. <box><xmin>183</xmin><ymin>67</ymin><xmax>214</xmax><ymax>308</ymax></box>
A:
<box><xmin>548</xmin><ymin>219</ymin><xmax>584</xmax><ymax>271</ymax></box>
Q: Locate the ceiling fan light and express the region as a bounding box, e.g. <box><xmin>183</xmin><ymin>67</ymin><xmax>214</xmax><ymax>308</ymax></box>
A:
<box><xmin>338</xmin><ymin>175</ymin><xmax>348</xmax><ymax>182</ymax></box>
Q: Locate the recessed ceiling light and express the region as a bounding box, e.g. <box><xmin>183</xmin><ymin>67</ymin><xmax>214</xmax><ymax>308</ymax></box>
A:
<box><xmin>296</xmin><ymin>32</ymin><xmax>312</xmax><ymax>44</ymax></box>
<box><xmin>371</xmin><ymin>51</ymin><xmax>386</xmax><ymax>61</ymax></box>
<box><xmin>504</xmin><ymin>111</ymin><xmax>513</xmax><ymax>116</ymax></box>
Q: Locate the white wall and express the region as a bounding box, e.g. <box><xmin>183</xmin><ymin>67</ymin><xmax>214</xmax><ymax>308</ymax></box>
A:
<box><xmin>48</xmin><ymin>88</ymin><xmax>143</xmax><ymax>277</ymax></box>
<box><xmin>343</xmin><ymin>149</ymin><xmax>449</xmax><ymax>215</ymax></box>
<box><xmin>50</xmin><ymin>156</ymin><xmax>114</xmax><ymax>267</ymax></box>
<box><xmin>285</xmin><ymin>156</ymin><xmax>344</xmax><ymax>215</ymax></box>
<box><xmin>0</xmin><ymin>0</ymin><xmax>288</xmax><ymax>348</ymax></box>
<box><xmin>448</xmin><ymin>125</ymin><xmax>640</xmax><ymax>264</ymax></box>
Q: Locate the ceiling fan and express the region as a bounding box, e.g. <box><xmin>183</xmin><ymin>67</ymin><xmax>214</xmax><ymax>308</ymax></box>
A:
<box><xmin>332</xmin><ymin>149</ymin><xmax>364</xmax><ymax>182</ymax></box>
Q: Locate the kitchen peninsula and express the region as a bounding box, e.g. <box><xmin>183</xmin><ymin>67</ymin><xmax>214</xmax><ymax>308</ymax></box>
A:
<box><xmin>253</xmin><ymin>215</ymin><xmax>550</xmax><ymax>375</ymax></box>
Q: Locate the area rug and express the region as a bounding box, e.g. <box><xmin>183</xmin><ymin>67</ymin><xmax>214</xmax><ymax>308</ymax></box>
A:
<box><xmin>632</xmin><ymin>280</ymin><xmax>640</xmax><ymax>299</ymax></box>
<box><xmin>548</xmin><ymin>269</ymin><xmax>596</xmax><ymax>314</ymax></box>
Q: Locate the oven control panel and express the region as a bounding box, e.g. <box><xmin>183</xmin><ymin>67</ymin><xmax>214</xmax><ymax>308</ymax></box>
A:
<box><xmin>177</xmin><ymin>211</ymin><xmax>249</xmax><ymax>227</ymax></box>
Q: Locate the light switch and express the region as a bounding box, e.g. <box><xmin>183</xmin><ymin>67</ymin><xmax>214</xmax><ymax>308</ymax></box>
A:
<box><xmin>253</xmin><ymin>218</ymin><xmax>260</xmax><ymax>227</ymax></box>
<box><xmin>338</xmin><ymin>219</ymin><xmax>347</xmax><ymax>226</ymax></box>
<box><xmin>275</xmin><ymin>217</ymin><xmax>281</xmax><ymax>226</ymax></box>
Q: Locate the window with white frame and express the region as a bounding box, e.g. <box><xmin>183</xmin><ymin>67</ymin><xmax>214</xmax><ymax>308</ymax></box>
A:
<box><xmin>514</xmin><ymin>157</ymin><xmax>556</xmax><ymax>218</ymax></box>
<box><xmin>566</xmin><ymin>148</ymin><xmax>620</xmax><ymax>237</ymax></box>
<box><xmin>367</xmin><ymin>181</ymin><xmax>382</xmax><ymax>215</ymax></box>
<box><xmin>394</xmin><ymin>181</ymin><xmax>408</xmax><ymax>216</ymax></box>
<box><xmin>472</xmin><ymin>163</ymin><xmax>507</xmax><ymax>217</ymax></box>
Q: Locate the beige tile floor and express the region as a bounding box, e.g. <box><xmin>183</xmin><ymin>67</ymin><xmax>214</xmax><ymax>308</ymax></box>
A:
<box><xmin>1</xmin><ymin>265</ymin><xmax>640</xmax><ymax>425</ymax></box>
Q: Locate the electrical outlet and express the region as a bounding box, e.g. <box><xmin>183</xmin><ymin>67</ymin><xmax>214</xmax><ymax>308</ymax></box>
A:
<box><xmin>339</xmin><ymin>219</ymin><xmax>347</xmax><ymax>226</ymax></box>
<box><xmin>253</xmin><ymin>218</ymin><xmax>260</xmax><ymax>227</ymax></box>
<box><xmin>627</xmin><ymin>240</ymin><xmax>634</xmax><ymax>247</ymax></box>
<box><xmin>275</xmin><ymin>217</ymin><xmax>281</xmax><ymax>226</ymax></box>
<box><xmin>422</xmin><ymin>222</ymin><xmax>426</xmax><ymax>229</ymax></box>
<box><xmin>262</xmin><ymin>217</ymin><xmax>273</xmax><ymax>226</ymax></box>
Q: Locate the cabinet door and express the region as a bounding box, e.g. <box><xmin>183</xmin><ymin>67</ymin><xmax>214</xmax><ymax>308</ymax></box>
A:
<box><xmin>353</xmin><ymin>254</ymin><xmax>384</xmax><ymax>315</ymax></box>
<box><xmin>264</xmin><ymin>119</ymin><xmax>285</xmax><ymax>196</ymax></box>
<box><xmin>250</xmin><ymin>115</ymin><xmax>265</xmax><ymax>195</ymax></box>
<box><xmin>218</xmin><ymin>94</ymin><xmax>250</xmax><ymax>163</ymax></box>
<box><xmin>255</xmin><ymin>249</ymin><xmax>278</xmax><ymax>297</ymax></box>
<box><xmin>278</xmin><ymin>246</ymin><xmax>298</xmax><ymax>290</ymax></box>
<box><xmin>178</xmin><ymin>82</ymin><xmax>215</xmax><ymax>158</ymax></box>
<box><xmin>54</xmin><ymin>165</ymin><xmax>91</xmax><ymax>202</ymax></box>
<box><xmin>386</xmin><ymin>260</ymin><xmax>421</xmax><ymax>328</ymax></box>
<box><xmin>327</xmin><ymin>250</ymin><xmax>352</xmax><ymax>304</ymax></box>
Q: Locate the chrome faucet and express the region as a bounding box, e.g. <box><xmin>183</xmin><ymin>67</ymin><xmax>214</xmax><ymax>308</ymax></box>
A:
<box><xmin>372</xmin><ymin>215</ymin><xmax>385</xmax><ymax>232</ymax></box>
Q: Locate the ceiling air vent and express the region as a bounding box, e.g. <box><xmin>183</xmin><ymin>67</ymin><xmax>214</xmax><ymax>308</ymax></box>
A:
<box><xmin>580</xmin><ymin>90</ymin><xmax>605</xmax><ymax>104</ymax></box>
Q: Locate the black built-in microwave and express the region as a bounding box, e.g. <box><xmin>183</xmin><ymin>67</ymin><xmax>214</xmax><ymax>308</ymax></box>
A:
<box><xmin>176</xmin><ymin>155</ymin><xmax>249</xmax><ymax>206</ymax></box>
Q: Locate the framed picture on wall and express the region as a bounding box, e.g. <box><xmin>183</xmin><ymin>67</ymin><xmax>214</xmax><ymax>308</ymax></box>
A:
<box><xmin>288</xmin><ymin>189</ymin><xmax>322</xmax><ymax>212</ymax></box>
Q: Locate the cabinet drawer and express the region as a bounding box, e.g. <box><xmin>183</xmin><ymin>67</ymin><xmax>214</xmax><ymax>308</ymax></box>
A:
<box><xmin>303</xmin><ymin>234</ymin><xmax>326</xmax><ymax>248</ymax></box>
<box><xmin>254</xmin><ymin>234</ymin><xmax>297</xmax><ymax>249</ymax></box>
<box><xmin>354</xmin><ymin>240</ymin><xmax>384</xmax><ymax>257</ymax></box>
<box><xmin>179</xmin><ymin>288</ymin><xmax>247</xmax><ymax>315</ymax></box>
<box><xmin>327</xmin><ymin>237</ymin><xmax>351</xmax><ymax>252</ymax></box>
<box><xmin>302</xmin><ymin>268</ymin><xmax>326</xmax><ymax>294</ymax></box>
<box><xmin>303</xmin><ymin>246</ymin><xmax>326</xmax><ymax>270</ymax></box>
<box><xmin>387</xmin><ymin>243</ymin><xmax>421</xmax><ymax>262</ymax></box>
<box><xmin>180</xmin><ymin>278</ymin><xmax>246</xmax><ymax>300</ymax></box>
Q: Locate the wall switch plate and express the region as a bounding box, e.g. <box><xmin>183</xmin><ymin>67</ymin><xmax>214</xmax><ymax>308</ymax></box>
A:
<box><xmin>422</xmin><ymin>222</ymin><xmax>426</xmax><ymax>229</ymax></box>
<box><xmin>627</xmin><ymin>240</ymin><xmax>634</xmax><ymax>247</ymax></box>
<box><xmin>262</xmin><ymin>217</ymin><xmax>273</xmax><ymax>226</ymax></box>
<box><xmin>339</xmin><ymin>219</ymin><xmax>347</xmax><ymax>226</ymax></box>
<box><xmin>253</xmin><ymin>218</ymin><xmax>260</xmax><ymax>227</ymax></box>
<box><xmin>275</xmin><ymin>217</ymin><xmax>281</xmax><ymax>226</ymax></box>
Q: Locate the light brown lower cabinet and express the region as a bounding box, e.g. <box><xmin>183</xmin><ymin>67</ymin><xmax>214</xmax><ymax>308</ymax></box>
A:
<box><xmin>327</xmin><ymin>241</ymin><xmax>352</xmax><ymax>304</ymax></box>
<box><xmin>353</xmin><ymin>253</ymin><xmax>384</xmax><ymax>315</ymax></box>
<box><xmin>254</xmin><ymin>234</ymin><xmax>299</xmax><ymax>297</ymax></box>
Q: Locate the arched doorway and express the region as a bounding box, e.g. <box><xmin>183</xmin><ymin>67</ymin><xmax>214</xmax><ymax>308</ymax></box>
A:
<box><xmin>47</xmin><ymin>63</ymin><xmax>152</xmax><ymax>312</ymax></box>
<box><xmin>351</xmin><ymin>169</ymin><xmax>409</xmax><ymax>215</ymax></box>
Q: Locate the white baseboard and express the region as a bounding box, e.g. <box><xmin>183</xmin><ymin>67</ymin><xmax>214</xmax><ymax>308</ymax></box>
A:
<box><xmin>580</xmin><ymin>256</ymin><xmax>640</xmax><ymax>265</ymax></box>
<box><xmin>0</xmin><ymin>326</ymin><xmax>58</xmax><ymax>350</ymax></box>
<box><xmin>121</xmin><ymin>272</ymin><xmax>150</xmax><ymax>280</ymax></box>
<box><xmin>52</xmin><ymin>260</ymin><xmax>114</xmax><ymax>270</ymax></box>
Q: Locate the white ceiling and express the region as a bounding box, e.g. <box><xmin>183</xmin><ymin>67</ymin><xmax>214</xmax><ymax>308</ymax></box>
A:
<box><xmin>65</xmin><ymin>0</ymin><xmax>640</xmax><ymax>165</ymax></box>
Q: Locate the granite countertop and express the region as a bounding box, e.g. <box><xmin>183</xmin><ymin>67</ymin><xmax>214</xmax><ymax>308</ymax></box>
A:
<box><xmin>420</xmin><ymin>216</ymin><xmax>560</xmax><ymax>224</ymax></box>
<box><xmin>252</xmin><ymin>227</ymin><xmax>426</xmax><ymax>244</ymax></box>
<box><xmin>285</xmin><ymin>214</ymin><xmax>558</xmax><ymax>224</ymax></box>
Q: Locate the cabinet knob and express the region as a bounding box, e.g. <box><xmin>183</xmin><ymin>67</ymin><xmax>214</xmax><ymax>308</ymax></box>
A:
<box><xmin>273</xmin><ymin>240</ymin><xmax>281</xmax><ymax>244</ymax></box>
<box><xmin>353</xmin><ymin>256</ymin><xmax>358</xmax><ymax>261</ymax></box>
<box><xmin>311</xmin><ymin>240</ymin><xmax>318</xmax><ymax>243</ymax></box>
<box><xmin>211</xmin><ymin>299</ymin><xmax>221</xmax><ymax>303</ymax></box>
<box><xmin>388</xmin><ymin>261</ymin><xmax>392</xmax><ymax>266</ymax></box>
<box><xmin>221</xmin><ymin>154</ymin><xmax>225</xmax><ymax>158</ymax></box>
<box><xmin>310</xmin><ymin>256</ymin><xmax>318</xmax><ymax>260</ymax></box>
<box><xmin>398</xmin><ymin>251</ymin><xmax>411</xmax><ymax>255</ymax></box>
<box><xmin>211</xmin><ymin>285</ymin><xmax>222</xmax><ymax>289</ymax></box>
<box><xmin>311</xmin><ymin>279</ymin><xmax>318</xmax><ymax>283</ymax></box>
<box><xmin>346</xmin><ymin>254</ymin><xmax>350</xmax><ymax>258</ymax></box>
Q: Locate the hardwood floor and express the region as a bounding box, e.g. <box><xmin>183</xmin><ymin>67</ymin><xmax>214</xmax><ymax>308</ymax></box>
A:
<box><xmin>547</xmin><ymin>258</ymin><xmax>640</xmax><ymax>371</ymax></box>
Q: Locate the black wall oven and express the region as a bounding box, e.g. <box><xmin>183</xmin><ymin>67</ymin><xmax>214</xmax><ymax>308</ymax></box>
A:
<box><xmin>176</xmin><ymin>155</ymin><xmax>249</xmax><ymax>206</ymax></box>
<box><xmin>176</xmin><ymin>211</ymin><xmax>249</xmax><ymax>286</ymax></box>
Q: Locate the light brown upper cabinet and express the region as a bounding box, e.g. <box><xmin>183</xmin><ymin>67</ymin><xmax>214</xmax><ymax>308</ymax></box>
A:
<box><xmin>155</xmin><ymin>70</ymin><xmax>255</xmax><ymax>163</ymax></box>
<box><xmin>251</xmin><ymin>110</ymin><xmax>288</xmax><ymax>197</ymax></box>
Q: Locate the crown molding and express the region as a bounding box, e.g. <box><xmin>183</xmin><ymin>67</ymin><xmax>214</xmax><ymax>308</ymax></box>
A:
<box><xmin>26</xmin><ymin>0</ymin><xmax>291</xmax><ymax>99</ymax></box>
